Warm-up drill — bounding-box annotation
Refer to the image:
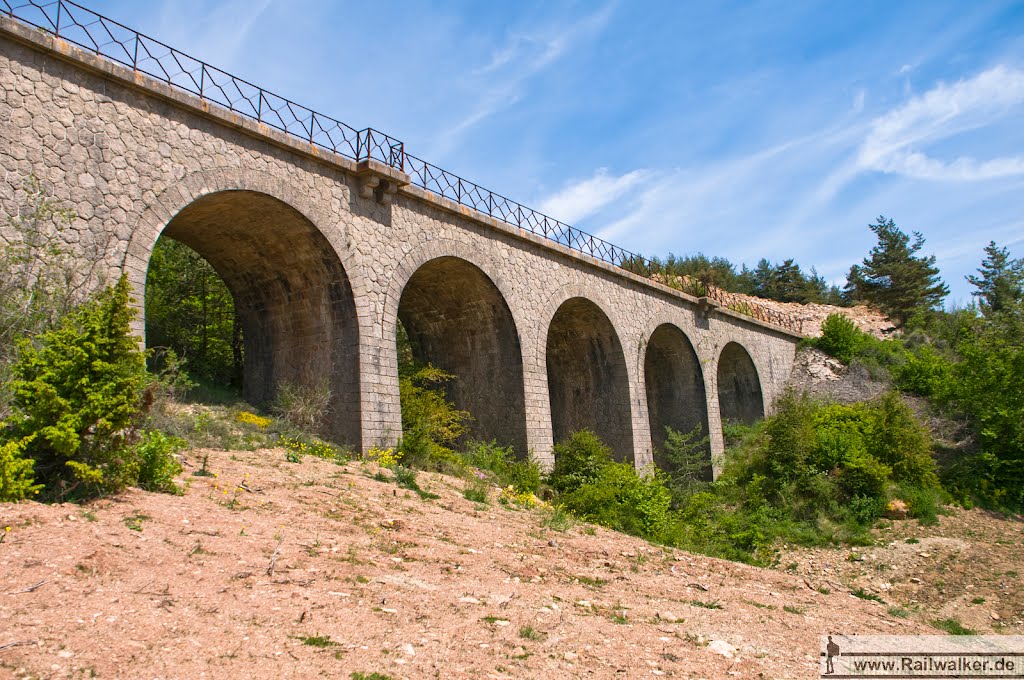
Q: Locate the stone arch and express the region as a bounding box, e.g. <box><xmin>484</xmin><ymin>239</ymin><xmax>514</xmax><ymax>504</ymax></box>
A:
<box><xmin>122</xmin><ymin>170</ymin><xmax>366</xmax><ymax>448</ymax></box>
<box><xmin>644</xmin><ymin>323</ymin><xmax>711</xmax><ymax>478</ymax></box>
<box><xmin>716</xmin><ymin>341</ymin><xmax>764</xmax><ymax>427</ymax></box>
<box><xmin>390</xmin><ymin>252</ymin><xmax>528</xmax><ymax>455</ymax></box>
<box><xmin>545</xmin><ymin>295</ymin><xmax>634</xmax><ymax>462</ymax></box>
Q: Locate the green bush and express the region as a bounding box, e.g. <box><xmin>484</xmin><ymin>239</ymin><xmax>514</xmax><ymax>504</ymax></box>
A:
<box><xmin>556</xmin><ymin>459</ymin><xmax>673</xmax><ymax>542</ymax></box>
<box><xmin>461</xmin><ymin>440</ymin><xmax>541</xmax><ymax>495</ymax></box>
<box><xmin>708</xmin><ymin>391</ymin><xmax>942</xmax><ymax>554</ymax></box>
<box><xmin>5</xmin><ymin>277</ymin><xmax>149</xmax><ymax>499</ymax></box>
<box><xmin>0</xmin><ymin>436</ymin><xmax>43</xmax><ymax>501</ymax></box>
<box><xmin>942</xmin><ymin>308</ymin><xmax>1024</xmax><ymax>510</ymax></box>
<box><xmin>658</xmin><ymin>424</ymin><xmax>711</xmax><ymax>504</ymax></box>
<box><xmin>894</xmin><ymin>344</ymin><xmax>953</xmax><ymax>399</ymax></box>
<box><xmin>547</xmin><ymin>431</ymin><xmax>675</xmax><ymax>543</ymax></box>
<box><xmin>862</xmin><ymin>392</ymin><xmax>938</xmax><ymax>489</ymax></box>
<box><xmin>135</xmin><ymin>430</ymin><xmax>185</xmax><ymax>494</ymax></box>
<box><xmin>548</xmin><ymin>430</ymin><xmax>614</xmax><ymax>495</ymax></box>
<box><xmin>816</xmin><ymin>314</ymin><xmax>862</xmax><ymax>363</ymax></box>
<box><xmin>397</xmin><ymin>365</ymin><xmax>471</xmax><ymax>472</ymax></box>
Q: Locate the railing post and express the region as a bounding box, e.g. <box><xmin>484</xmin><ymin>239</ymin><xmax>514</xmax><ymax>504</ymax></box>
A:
<box><xmin>256</xmin><ymin>90</ymin><xmax>263</xmax><ymax>122</ymax></box>
<box><xmin>309</xmin><ymin>112</ymin><xmax>316</xmax><ymax>143</ymax></box>
<box><xmin>132</xmin><ymin>34</ymin><xmax>139</xmax><ymax>70</ymax></box>
<box><xmin>54</xmin><ymin>0</ymin><xmax>61</xmax><ymax>37</ymax></box>
<box><xmin>199</xmin><ymin>63</ymin><xmax>205</xmax><ymax>99</ymax></box>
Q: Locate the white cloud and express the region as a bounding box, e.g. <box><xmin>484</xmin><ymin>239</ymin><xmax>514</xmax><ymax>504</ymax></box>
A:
<box><xmin>433</xmin><ymin>3</ymin><xmax>616</xmax><ymax>155</ymax></box>
<box><xmin>154</xmin><ymin>0</ymin><xmax>274</xmax><ymax>68</ymax></box>
<box><xmin>857</xmin><ymin>65</ymin><xmax>1024</xmax><ymax>181</ymax></box>
<box><xmin>538</xmin><ymin>168</ymin><xmax>650</xmax><ymax>224</ymax></box>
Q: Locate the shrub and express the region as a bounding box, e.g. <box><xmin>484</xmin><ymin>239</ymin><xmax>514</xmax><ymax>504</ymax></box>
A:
<box><xmin>943</xmin><ymin>308</ymin><xmax>1024</xmax><ymax>510</ymax></box>
<box><xmin>816</xmin><ymin>314</ymin><xmax>862</xmax><ymax>363</ymax></box>
<box><xmin>398</xmin><ymin>365</ymin><xmax>471</xmax><ymax>471</ymax></box>
<box><xmin>5</xmin><ymin>277</ymin><xmax>148</xmax><ymax>499</ymax></box>
<box><xmin>135</xmin><ymin>430</ymin><xmax>185</xmax><ymax>494</ymax></box>
<box><xmin>658</xmin><ymin>424</ymin><xmax>711</xmax><ymax>504</ymax></box>
<box><xmin>862</xmin><ymin>392</ymin><xmax>938</xmax><ymax>489</ymax></box>
<box><xmin>548</xmin><ymin>430</ymin><xmax>614</xmax><ymax>495</ymax></box>
<box><xmin>894</xmin><ymin>344</ymin><xmax>953</xmax><ymax>399</ymax></box>
<box><xmin>548</xmin><ymin>431</ymin><xmax>674</xmax><ymax>543</ymax></box>
<box><xmin>463</xmin><ymin>472</ymin><xmax>489</xmax><ymax>503</ymax></box>
<box><xmin>0</xmin><ymin>436</ymin><xmax>43</xmax><ymax>501</ymax></box>
<box><xmin>709</xmin><ymin>391</ymin><xmax>942</xmax><ymax>555</ymax></box>
<box><xmin>461</xmin><ymin>440</ymin><xmax>541</xmax><ymax>495</ymax></box>
<box><xmin>272</xmin><ymin>380</ymin><xmax>332</xmax><ymax>432</ymax></box>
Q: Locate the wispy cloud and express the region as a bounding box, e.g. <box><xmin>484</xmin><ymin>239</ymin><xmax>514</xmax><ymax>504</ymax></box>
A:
<box><xmin>432</xmin><ymin>3</ymin><xmax>616</xmax><ymax>156</ymax></box>
<box><xmin>154</xmin><ymin>0</ymin><xmax>274</xmax><ymax>68</ymax></box>
<box><xmin>538</xmin><ymin>168</ymin><xmax>650</xmax><ymax>224</ymax></box>
<box><xmin>857</xmin><ymin>65</ymin><xmax>1024</xmax><ymax>181</ymax></box>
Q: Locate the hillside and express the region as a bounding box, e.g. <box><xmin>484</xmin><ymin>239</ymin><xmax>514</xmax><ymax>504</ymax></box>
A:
<box><xmin>1</xmin><ymin>447</ymin><xmax>944</xmax><ymax>680</ymax></box>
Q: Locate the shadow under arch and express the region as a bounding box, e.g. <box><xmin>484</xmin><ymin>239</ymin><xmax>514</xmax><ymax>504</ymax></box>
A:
<box><xmin>151</xmin><ymin>189</ymin><xmax>361</xmax><ymax>446</ymax></box>
<box><xmin>546</xmin><ymin>297</ymin><xmax>634</xmax><ymax>462</ymax></box>
<box><xmin>717</xmin><ymin>341</ymin><xmax>764</xmax><ymax>428</ymax></box>
<box><xmin>645</xmin><ymin>323</ymin><xmax>711</xmax><ymax>478</ymax></box>
<box><xmin>397</xmin><ymin>256</ymin><xmax>527</xmax><ymax>455</ymax></box>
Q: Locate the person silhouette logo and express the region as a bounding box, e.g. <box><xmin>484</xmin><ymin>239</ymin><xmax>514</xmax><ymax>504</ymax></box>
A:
<box><xmin>825</xmin><ymin>635</ymin><xmax>840</xmax><ymax>675</ymax></box>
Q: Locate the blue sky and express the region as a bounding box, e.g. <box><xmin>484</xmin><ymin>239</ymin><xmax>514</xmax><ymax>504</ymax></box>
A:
<box><xmin>86</xmin><ymin>0</ymin><xmax>1024</xmax><ymax>304</ymax></box>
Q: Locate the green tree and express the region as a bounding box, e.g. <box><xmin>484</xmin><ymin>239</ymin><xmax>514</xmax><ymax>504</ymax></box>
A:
<box><xmin>844</xmin><ymin>216</ymin><xmax>948</xmax><ymax>326</ymax></box>
<box><xmin>145</xmin><ymin>238</ymin><xmax>241</xmax><ymax>387</ymax></box>
<box><xmin>966</xmin><ymin>241</ymin><xmax>1024</xmax><ymax>316</ymax></box>
<box><xmin>6</xmin><ymin>277</ymin><xmax>149</xmax><ymax>498</ymax></box>
<box><xmin>943</xmin><ymin>301</ymin><xmax>1024</xmax><ymax>510</ymax></box>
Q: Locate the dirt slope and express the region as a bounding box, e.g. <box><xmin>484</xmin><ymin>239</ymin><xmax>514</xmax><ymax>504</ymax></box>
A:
<box><xmin>1</xmin><ymin>448</ymin><xmax>933</xmax><ymax>679</ymax></box>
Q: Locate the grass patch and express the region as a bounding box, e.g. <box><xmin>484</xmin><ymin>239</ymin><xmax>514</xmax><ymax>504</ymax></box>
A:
<box><xmin>851</xmin><ymin>588</ymin><xmax>885</xmax><ymax>603</ymax></box>
<box><xmin>931</xmin><ymin>618</ymin><xmax>976</xmax><ymax>635</ymax></box>
<box><xmin>783</xmin><ymin>605</ymin><xmax>805</xmax><ymax>615</ymax></box>
<box><xmin>351</xmin><ymin>673</ymin><xmax>396</xmax><ymax>680</ymax></box>
<box><xmin>573</xmin><ymin>575</ymin><xmax>607</xmax><ymax>589</ymax></box>
<box><xmin>296</xmin><ymin>634</ymin><xmax>338</xmax><ymax>648</ymax></box>
<box><xmin>888</xmin><ymin>606</ymin><xmax>910</xmax><ymax>619</ymax></box>
<box><xmin>519</xmin><ymin>625</ymin><xmax>544</xmax><ymax>641</ymax></box>
<box><xmin>542</xmin><ymin>506</ymin><xmax>575</xmax><ymax>532</ymax></box>
<box><xmin>689</xmin><ymin>599</ymin><xmax>722</xmax><ymax>610</ymax></box>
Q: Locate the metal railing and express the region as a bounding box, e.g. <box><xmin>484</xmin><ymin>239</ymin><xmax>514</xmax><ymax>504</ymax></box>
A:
<box><xmin>0</xmin><ymin>0</ymin><xmax>802</xmax><ymax>333</ymax></box>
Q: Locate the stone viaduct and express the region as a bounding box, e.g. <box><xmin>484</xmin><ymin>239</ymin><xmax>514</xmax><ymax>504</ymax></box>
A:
<box><xmin>0</xmin><ymin>5</ymin><xmax>801</xmax><ymax>474</ymax></box>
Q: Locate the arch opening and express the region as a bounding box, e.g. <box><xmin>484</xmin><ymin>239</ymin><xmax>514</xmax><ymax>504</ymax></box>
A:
<box><xmin>644</xmin><ymin>324</ymin><xmax>711</xmax><ymax>478</ymax></box>
<box><xmin>397</xmin><ymin>256</ymin><xmax>527</xmax><ymax>455</ymax></box>
<box><xmin>145</xmin><ymin>190</ymin><xmax>361</xmax><ymax>446</ymax></box>
<box><xmin>546</xmin><ymin>297</ymin><xmax>634</xmax><ymax>462</ymax></box>
<box><xmin>717</xmin><ymin>342</ymin><xmax>764</xmax><ymax>428</ymax></box>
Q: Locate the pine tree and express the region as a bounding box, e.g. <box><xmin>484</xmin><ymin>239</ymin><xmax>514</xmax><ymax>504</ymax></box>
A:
<box><xmin>844</xmin><ymin>216</ymin><xmax>948</xmax><ymax>326</ymax></box>
<box><xmin>966</xmin><ymin>241</ymin><xmax>1024</xmax><ymax>316</ymax></box>
<box><xmin>9</xmin><ymin>276</ymin><xmax>148</xmax><ymax>498</ymax></box>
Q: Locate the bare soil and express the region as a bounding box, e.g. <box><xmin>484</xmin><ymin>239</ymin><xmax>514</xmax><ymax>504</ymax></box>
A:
<box><xmin>2</xmin><ymin>447</ymin><xmax>941</xmax><ymax>680</ymax></box>
<box><xmin>779</xmin><ymin>509</ymin><xmax>1024</xmax><ymax>636</ymax></box>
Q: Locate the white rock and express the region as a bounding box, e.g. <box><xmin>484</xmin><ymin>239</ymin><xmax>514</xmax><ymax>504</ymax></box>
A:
<box><xmin>708</xmin><ymin>640</ymin><xmax>737</xmax><ymax>659</ymax></box>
